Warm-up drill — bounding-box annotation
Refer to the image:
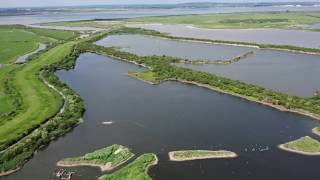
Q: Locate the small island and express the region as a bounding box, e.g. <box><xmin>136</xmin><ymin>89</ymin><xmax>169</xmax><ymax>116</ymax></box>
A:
<box><xmin>99</xmin><ymin>153</ymin><xmax>158</xmax><ymax>180</ymax></box>
<box><xmin>128</xmin><ymin>71</ymin><xmax>159</xmax><ymax>85</ymax></box>
<box><xmin>312</xmin><ymin>127</ymin><xmax>320</xmax><ymax>136</ymax></box>
<box><xmin>57</xmin><ymin>144</ymin><xmax>134</xmax><ymax>171</ymax></box>
<box><xmin>169</xmin><ymin>150</ymin><xmax>238</xmax><ymax>161</ymax></box>
<box><xmin>278</xmin><ymin>136</ymin><xmax>320</xmax><ymax>156</ymax></box>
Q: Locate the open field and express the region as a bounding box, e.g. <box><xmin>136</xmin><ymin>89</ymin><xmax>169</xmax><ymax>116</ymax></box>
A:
<box><xmin>169</xmin><ymin>150</ymin><xmax>237</xmax><ymax>161</ymax></box>
<box><xmin>0</xmin><ymin>25</ymin><xmax>79</xmax><ymax>64</ymax></box>
<box><xmin>26</xmin><ymin>27</ymin><xmax>79</xmax><ymax>40</ymax></box>
<box><xmin>279</xmin><ymin>136</ymin><xmax>320</xmax><ymax>155</ymax></box>
<box><xmin>99</xmin><ymin>153</ymin><xmax>157</xmax><ymax>180</ymax></box>
<box><xmin>0</xmin><ymin>29</ymin><xmax>50</xmax><ymax>64</ymax></box>
<box><xmin>57</xmin><ymin>144</ymin><xmax>134</xmax><ymax>171</ymax></box>
<box><xmin>128</xmin><ymin>11</ymin><xmax>320</xmax><ymax>30</ymax></box>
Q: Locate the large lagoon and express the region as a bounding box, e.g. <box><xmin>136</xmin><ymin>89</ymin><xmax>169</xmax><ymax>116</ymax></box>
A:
<box><xmin>4</xmin><ymin>53</ymin><xmax>319</xmax><ymax>180</ymax></box>
<box><xmin>96</xmin><ymin>34</ymin><xmax>320</xmax><ymax>97</ymax></box>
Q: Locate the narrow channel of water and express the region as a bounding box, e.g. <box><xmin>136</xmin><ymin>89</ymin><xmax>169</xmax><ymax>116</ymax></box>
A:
<box><xmin>95</xmin><ymin>34</ymin><xmax>320</xmax><ymax>97</ymax></box>
<box><xmin>3</xmin><ymin>53</ymin><xmax>319</xmax><ymax>180</ymax></box>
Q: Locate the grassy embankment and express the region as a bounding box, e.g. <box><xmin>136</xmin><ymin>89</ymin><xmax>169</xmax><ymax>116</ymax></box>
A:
<box><xmin>0</xmin><ymin>40</ymin><xmax>84</xmax><ymax>174</ymax></box>
<box><xmin>57</xmin><ymin>144</ymin><xmax>134</xmax><ymax>171</ymax></box>
<box><xmin>99</xmin><ymin>153</ymin><xmax>157</xmax><ymax>180</ymax></box>
<box><xmin>169</xmin><ymin>150</ymin><xmax>237</xmax><ymax>161</ymax></box>
<box><xmin>0</xmin><ymin>66</ymin><xmax>17</xmax><ymax>115</ymax></box>
<box><xmin>279</xmin><ymin>136</ymin><xmax>320</xmax><ymax>155</ymax></box>
<box><xmin>128</xmin><ymin>11</ymin><xmax>320</xmax><ymax>30</ymax></box>
<box><xmin>80</xmin><ymin>27</ymin><xmax>320</xmax><ymax>121</ymax></box>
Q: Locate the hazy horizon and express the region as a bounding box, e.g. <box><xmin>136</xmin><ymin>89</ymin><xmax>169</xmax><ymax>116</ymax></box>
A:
<box><xmin>1</xmin><ymin>0</ymin><xmax>319</xmax><ymax>8</ymax></box>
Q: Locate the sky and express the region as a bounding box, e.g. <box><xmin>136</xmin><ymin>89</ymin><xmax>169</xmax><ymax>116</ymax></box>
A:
<box><xmin>1</xmin><ymin>0</ymin><xmax>318</xmax><ymax>8</ymax></box>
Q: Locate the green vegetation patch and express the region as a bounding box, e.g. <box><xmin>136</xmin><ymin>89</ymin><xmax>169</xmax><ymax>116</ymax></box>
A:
<box><xmin>0</xmin><ymin>66</ymin><xmax>16</xmax><ymax>115</ymax></box>
<box><xmin>27</xmin><ymin>28</ymin><xmax>79</xmax><ymax>40</ymax></box>
<box><xmin>42</xmin><ymin>20</ymin><xmax>122</xmax><ymax>29</ymax></box>
<box><xmin>169</xmin><ymin>150</ymin><xmax>237</xmax><ymax>161</ymax></box>
<box><xmin>128</xmin><ymin>11</ymin><xmax>320</xmax><ymax>29</ymax></box>
<box><xmin>0</xmin><ymin>29</ymin><xmax>51</xmax><ymax>64</ymax></box>
<box><xmin>128</xmin><ymin>71</ymin><xmax>159</xmax><ymax>84</ymax></box>
<box><xmin>99</xmin><ymin>153</ymin><xmax>157</xmax><ymax>180</ymax></box>
<box><xmin>280</xmin><ymin>136</ymin><xmax>320</xmax><ymax>155</ymax></box>
<box><xmin>58</xmin><ymin>144</ymin><xmax>134</xmax><ymax>171</ymax></box>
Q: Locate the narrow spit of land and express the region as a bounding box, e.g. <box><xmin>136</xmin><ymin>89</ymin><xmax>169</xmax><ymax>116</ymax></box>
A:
<box><xmin>312</xmin><ymin>127</ymin><xmax>320</xmax><ymax>136</ymax></box>
<box><xmin>169</xmin><ymin>150</ymin><xmax>238</xmax><ymax>161</ymax></box>
<box><xmin>177</xmin><ymin>51</ymin><xmax>254</xmax><ymax>65</ymax></box>
<box><xmin>278</xmin><ymin>136</ymin><xmax>320</xmax><ymax>156</ymax></box>
<box><xmin>99</xmin><ymin>153</ymin><xmax>158</xmax><ymax>180</ymax></box>
<box><xmin>57</xmin><ymin>144</ymin><xmax>134</xmax><ymax>171</ymax></box>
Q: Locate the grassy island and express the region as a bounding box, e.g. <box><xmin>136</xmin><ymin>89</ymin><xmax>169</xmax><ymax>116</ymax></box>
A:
<box><xmin>128</xmin><ymin>71</ymin><xmax>159</xmax><ymax>85</ymax></box>
<box><xmin>312</xmin><ymin>127</ymin><xmax>320</xmax><ymax>136</ymax></box>
<box><xmin>169</xmin><ymin>150</ymin><xmax>237</xmax><ymax>161</ymax></box>
<box><xmin>279</xmin><ymin>136</ymin><xmax>320</xmax><ymax>155</ymax></box>
<box><xmin>57</xmin><ymin>144</ymin><xmax>134</xmax><ymax>171</ymax></box>
<box><xmin>99</xmin><ymin>153</ymin><xmax>158</xmax><ymax>180</ymax></box>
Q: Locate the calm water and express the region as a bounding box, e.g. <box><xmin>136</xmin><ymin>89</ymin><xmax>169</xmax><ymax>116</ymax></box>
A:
<box><xmin>1</xmin><ymin>6</ymin><xmax>320</xmax><ymax>25</ymax></box>
<box><xmin>310</xmin><ymin>23</ymin><xmax>320</xmax><ymax>29</ymax></box>
<box><xmin>130</xmin><ymin>24</ymin><xmax>320</xmax><ymax>49</ymax></box>
<box><xmin>96</xmin><ymin>34</ymin><xmax>320</xmax><ymax>97</ymax></box>
<box><xmin>3</xmin><ymin>53</ymin><xmax>319</xmax><ymax>180</ymax></box>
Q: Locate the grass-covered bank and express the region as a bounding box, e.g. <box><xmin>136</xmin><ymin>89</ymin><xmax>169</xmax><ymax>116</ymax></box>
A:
<box><xmin>79</xmin><ymin>27</ymin><xmax>320</xmax><ymax>121</ymax></box>
<box><xmin>57</xmin><ymin>144</ymin><xmax>134</xmax><ymax>171</ymax></box>
<box><xmin>278</xmin><ymin>136</ymin><xmax>320</xmax><ymax>155</ymax></box>
<box><xmin>0</xmin><ymin>41</ymin><xmax>84</xmax><ymax>175</ymax></box>
<box><xmin>99</xmin><ymin>153</ymin><xmax>158</xmax><ymax>180</ymax></box>
<box><xmin>128</xmin><ymin>71</ymin><xmax>159</xmax><ymax>85</ymax></box>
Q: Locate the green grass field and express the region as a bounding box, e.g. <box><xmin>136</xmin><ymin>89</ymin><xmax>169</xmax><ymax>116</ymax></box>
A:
<box><xmin>129</xmin><ymin>11</ymin><xmax>320</xmax><ymax>29</ymax></box>
<box><xmin>27</xmin><ymin>28</ymin><xmax>79</xmax><ymax>40</ymax></box>
<box><xmin>0</xmin><ymin>42</ymin><xmax>75</xmax><ymax>150</ymax></box>
<box><xmin>0</xmin><ymin>29</ymin><xmax>51</xmax><ymax>64</ymax></box>
<box><xmin>99</xmin><ymin>153</ymin><xmax>157</xmax><ymax>180</ymax></box>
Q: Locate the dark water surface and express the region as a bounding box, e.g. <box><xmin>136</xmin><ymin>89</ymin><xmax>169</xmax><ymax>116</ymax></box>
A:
<box><xmin>96</xmin><ymin>34</ymin><xmax>320</xmax><ymax>97</ymax></box>
<box><xmin>3</xmin><ymin>53</ymin><xmax>319</xmax><ymax>180</ymax></box>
